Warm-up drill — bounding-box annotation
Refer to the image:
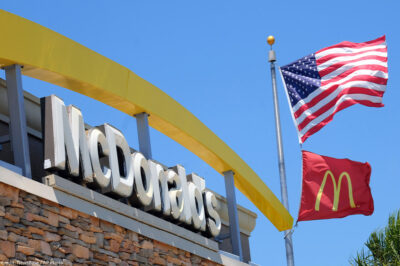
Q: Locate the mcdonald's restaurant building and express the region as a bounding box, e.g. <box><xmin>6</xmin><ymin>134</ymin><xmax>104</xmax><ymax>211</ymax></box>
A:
<box><xmin>0</xmin><ymin>10</ymin><xmax>293</xmax><ymax>265</ymax></box>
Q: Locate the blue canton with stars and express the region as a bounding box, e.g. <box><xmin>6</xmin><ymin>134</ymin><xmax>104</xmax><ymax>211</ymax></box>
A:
<box><xmin>280</xmin><ymin>53</ymin><xmax>321</xmax><ymax>107</ymax></box>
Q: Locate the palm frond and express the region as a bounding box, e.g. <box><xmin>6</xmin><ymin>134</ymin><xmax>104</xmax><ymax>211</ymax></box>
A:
<box><xmin>351</xmin><ymin>209</ymin><xmax>400</xmax><ymax>265</ymax></box>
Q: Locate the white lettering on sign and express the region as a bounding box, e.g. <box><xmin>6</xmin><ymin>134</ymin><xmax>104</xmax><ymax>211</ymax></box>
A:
<box><xmin>42</xmin><ymin>95</ymin><xmax>221</xmax><ymax>237</ymax></box>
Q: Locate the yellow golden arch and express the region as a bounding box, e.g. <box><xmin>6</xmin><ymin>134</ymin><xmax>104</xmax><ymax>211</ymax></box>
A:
<box><xmin>315</xmin><ymin>170</ymin><xmax>356</xmax><ymax>212</ymax></box>
<box><xmin>0</xmin><ymin>10</ymin><xmax>293</xmax><ymax>231</ymax></box>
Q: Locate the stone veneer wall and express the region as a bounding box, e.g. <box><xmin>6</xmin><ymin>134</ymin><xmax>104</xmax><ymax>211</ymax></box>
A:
<box><xmin>0</xmin><ymin>182</ymin><xmax>220</xmax><ymax>265</ymax></box>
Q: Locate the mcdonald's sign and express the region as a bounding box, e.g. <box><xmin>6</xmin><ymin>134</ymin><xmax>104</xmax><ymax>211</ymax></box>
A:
<box><xmin>0</xmin><ymin>9</ymin><xmax>293</xmax><ymax>232</ymax></box>
<box><xmin>298</xmin><ymin>151</ymin><xmax>374</xmax><ymax>222</ymax></box>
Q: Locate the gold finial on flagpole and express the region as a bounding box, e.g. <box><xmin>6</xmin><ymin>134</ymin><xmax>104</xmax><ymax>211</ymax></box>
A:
<box><xmin>267</xmin><ymin>35</ymin><xmax>275</xmax><ymax>48</ymax></box>
<box><xmin>267</xmin><ymin>35</ymin><xmax>276</xmax><ymax>62</ymax></box>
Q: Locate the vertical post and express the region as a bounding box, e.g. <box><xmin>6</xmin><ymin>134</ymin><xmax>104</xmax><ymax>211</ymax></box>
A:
<box><xmin>5</xmin><ymin>64</ymin><xmax>32</xmax><ymax>178</ymax></box>
<box><xmin>135</xmin><ymin>112</ymin><xmax>152</xmax><ymax>159</ymax></box>
<box><xmin>223</xmin><ymin>170</ymin><xmax>243</xmax><ymax>260</ymax></box>
<box><xmin>267</xmin><ymin>36</ymin><xmax>294</xmax><ymax>266</ymax></box>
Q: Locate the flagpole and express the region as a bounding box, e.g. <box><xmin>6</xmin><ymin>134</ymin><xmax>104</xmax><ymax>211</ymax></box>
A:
<box><xmin>267</xmin><ymin>35</ymin><xmax>295</xmax><ymax>266</ymax></box>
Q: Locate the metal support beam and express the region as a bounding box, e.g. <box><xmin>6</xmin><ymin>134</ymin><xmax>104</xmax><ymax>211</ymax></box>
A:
<box><xmin>223</xmin><ymin>170</ymin><xmax>242</xmax><ymax>261</ymax></box>
<box><xmin>5</xmin><ymin>65</ymin><xmax>32</xmax><ymax>178</ymax></box>
<box><xmin>135</xmin><ymin>112</ymin><xmax>152</xmax><ymax>159</ymax></box>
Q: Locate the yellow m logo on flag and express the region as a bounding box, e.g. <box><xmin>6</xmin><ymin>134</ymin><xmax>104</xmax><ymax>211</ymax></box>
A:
<box><xmin>299</xmin><ymin>150</ymin><xmax>373</xmax><ymax>222</ymax></box>
<box><xmin>315</xmin><ymin>170</ymin><xmax>356</xmax><ymax>211</ymax></box>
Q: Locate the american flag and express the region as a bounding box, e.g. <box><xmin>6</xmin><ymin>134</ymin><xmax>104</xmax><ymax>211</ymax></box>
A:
<box><xmin>280</xmin><ymin>36</ymin><xmax>388</xmax><ymax>143</ymax></box>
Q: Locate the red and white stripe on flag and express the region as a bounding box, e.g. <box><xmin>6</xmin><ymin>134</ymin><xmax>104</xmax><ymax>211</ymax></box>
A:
<box><xmin>283</xmin><ymin>36</ymin><xmax>388</xmax><ymax>143</ymax></box>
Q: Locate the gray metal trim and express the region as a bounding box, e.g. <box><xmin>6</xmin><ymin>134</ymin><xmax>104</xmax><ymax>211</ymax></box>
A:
<box><xmin>4</xmin><ymin>65</ymin><xmax>32</xmax><ymax>178</ymax></box>
<box><xmin>0</xmin><ymin>160</ymin><xmax>22</xmax><ymax>175</ymax></box>
<box><xmin>219</xmin><ymin>250</ymin><xmax>251</xmax><ymax>266</ymax></box>
<box><xmin>223</xmin><ymin>170</ymin><xmax>243</xmax><ymax>261</ymax></box>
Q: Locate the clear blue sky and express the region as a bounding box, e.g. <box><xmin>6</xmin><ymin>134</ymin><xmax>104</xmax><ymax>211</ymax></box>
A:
<box><xmin>1</xmin><ymin>1</ymin><xmax>399</xmax><ymax>265</ymax></box>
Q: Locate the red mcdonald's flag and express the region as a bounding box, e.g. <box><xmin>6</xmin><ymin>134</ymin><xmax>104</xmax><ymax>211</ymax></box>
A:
<box><xmin>298</xmin><ymin>150</ymin><xmax>374</xmax><ymax>221</ymax></box>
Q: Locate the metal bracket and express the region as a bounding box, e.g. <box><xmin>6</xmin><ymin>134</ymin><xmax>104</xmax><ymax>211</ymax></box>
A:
<box><xmin>214</xmin><ymin>233</ymin><xmax>230</xmax><ymax>243</ymax></box>
<box><xmin>135</xmin><ymin>112</ymin><xmax>152</xmax><ymax>159</ymax></box>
